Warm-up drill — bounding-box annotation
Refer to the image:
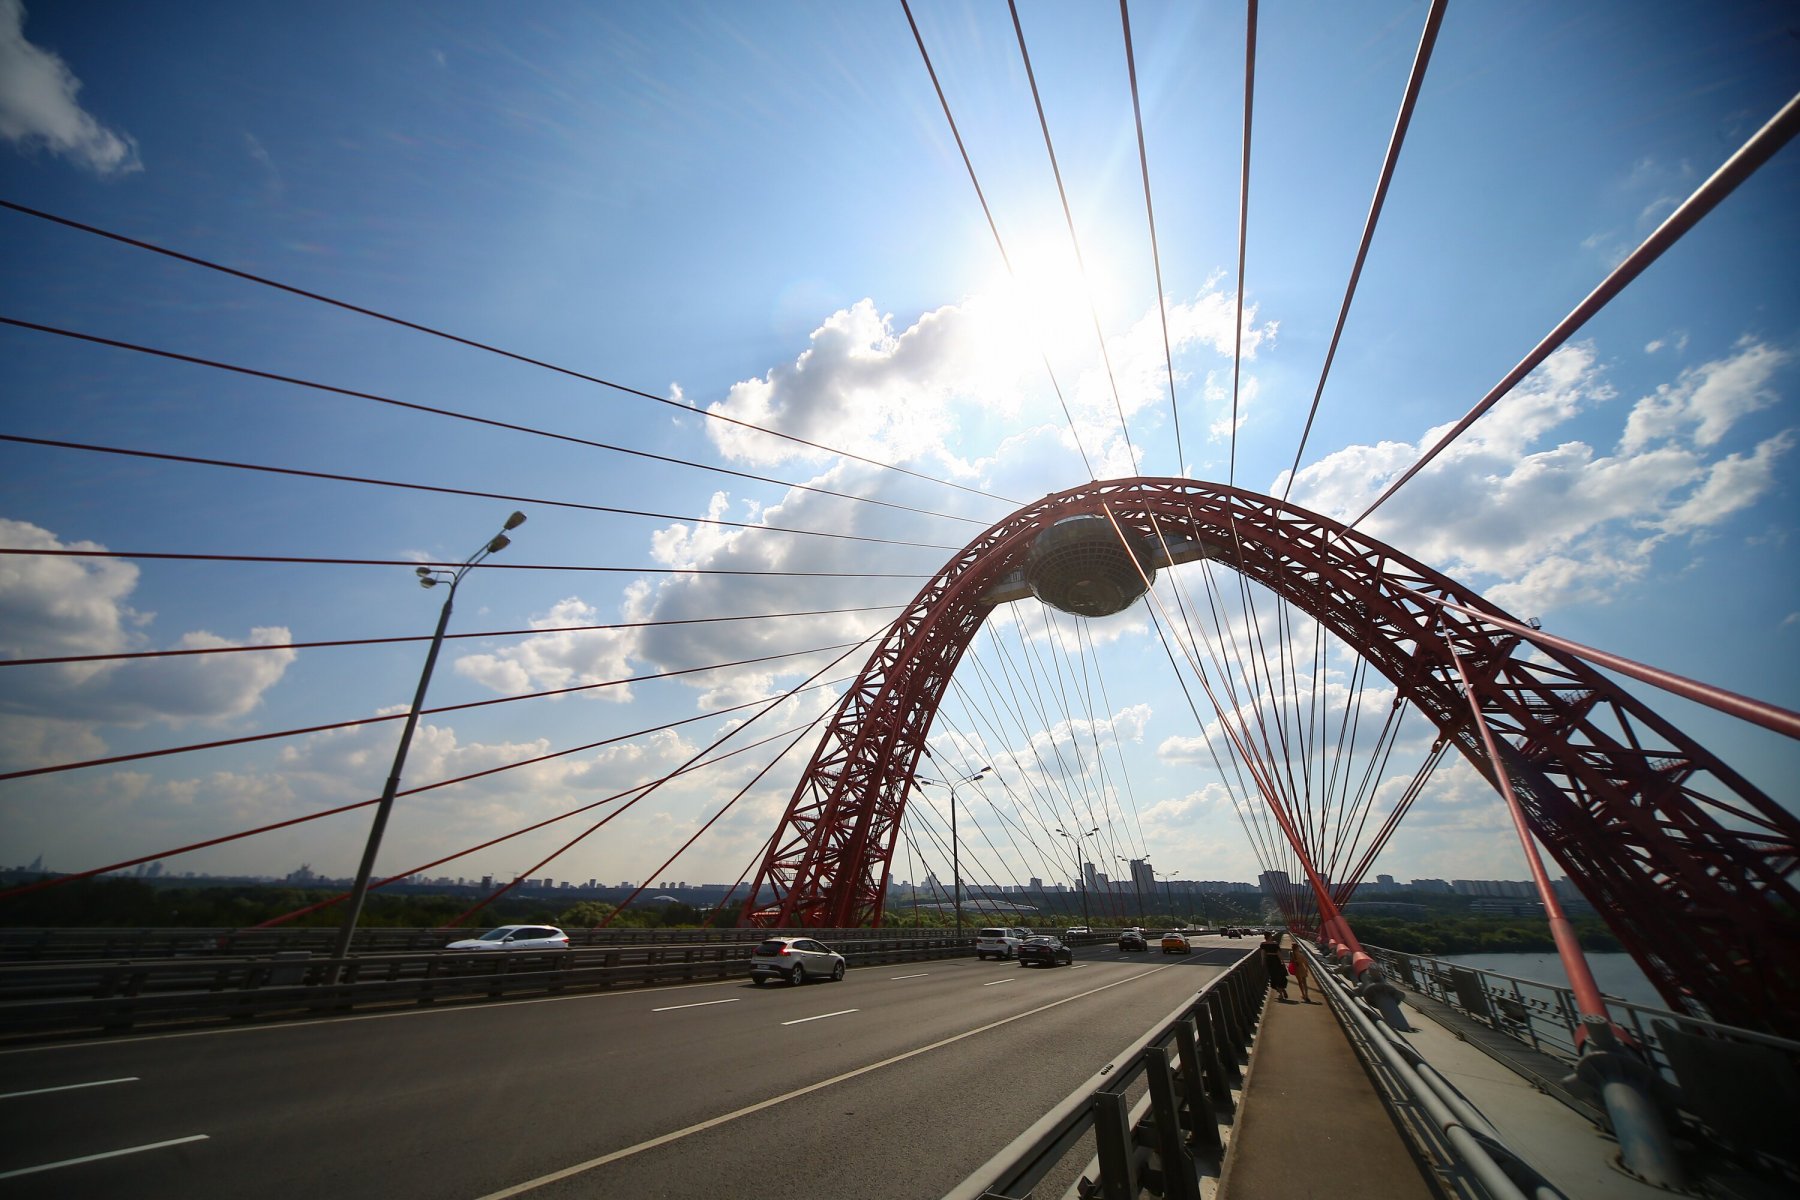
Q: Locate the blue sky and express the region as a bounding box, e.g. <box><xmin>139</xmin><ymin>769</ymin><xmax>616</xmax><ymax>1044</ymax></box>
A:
<box><xmin>1</xmin><ymin>1</ymin><xmax>1795</xmax><ymax>905</ymax></box>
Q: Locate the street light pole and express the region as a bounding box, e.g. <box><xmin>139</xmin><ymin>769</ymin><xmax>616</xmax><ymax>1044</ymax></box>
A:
<box><xmin>1118</xmin><ymin>855</ymin><xmax>1144</xmax><ymax>927</ymax></box>
<box><xmin>915</xmin><ymin>766</ymin><xmax>989</xmax><ymax>939</ymax></box>
<box><xmin>330</xmin><ymin>512</ymin><xmax>525</xmax><ymax>976</ymax></box>
<box><xmin>1056</xmin><ymin>825</ymin><xmax>1098</xmax><ymax>927</ymax></box>
<box><xmin>1154</xmin><ymin>866</ymin><xmax>1182</xmax><ymax>926</ymax></box>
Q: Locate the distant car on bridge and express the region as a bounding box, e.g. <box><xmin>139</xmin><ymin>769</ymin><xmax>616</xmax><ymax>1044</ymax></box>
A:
<box><xmin>443</xmin><ymin>925</ymin><xmax>570</xmax><ymax>951</ymax></box>
<box><xmin>1118</xmin><ymin>929</ymin><xmax>1148</xmax><ymax>951</ymax></box>
<box><xmin>750</xmin><ymin>936</ymin><xmax>846</xmax><ymax>986</ymax></box>
<box><xmin>1161</xmin><ymin>931</ymin><xmax>1192</xmax><ymax>954</ymax></box>
<box><xmin>1064</xmin><ymin>925</ymin><xmax>1092</xmax><ymax>938</ymax></box>
<box><xmin>1016</xmin><ymin>936</ymin><xmax>1074</xmax><ymax>968</ymax></box>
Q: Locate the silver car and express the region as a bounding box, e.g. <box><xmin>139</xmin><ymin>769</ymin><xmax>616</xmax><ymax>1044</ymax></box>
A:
<box><xmin>750</xmin><ymin>936</ymin><xmax>846</xmax><ymax>986</ymax></box>
<box><xmin>444</xmin><ymin>924</ymin><xmax>570</xmax><ymax>951</ymax></box>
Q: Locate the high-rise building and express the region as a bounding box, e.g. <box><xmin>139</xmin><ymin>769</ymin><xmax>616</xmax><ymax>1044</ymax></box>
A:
<box><xmin>1083</xmin><ymin>861</ymin><xmax>1098</xmax><ymax>890</ymax></box>
<box><xmin>1130</xmin><ymin>859</ymin><xmax>1155</xmax><ymax>892</ymax></box>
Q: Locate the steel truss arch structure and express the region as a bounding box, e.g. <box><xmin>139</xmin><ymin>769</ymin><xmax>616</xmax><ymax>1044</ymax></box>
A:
<box><xmin>742</xmin><ymin>477</ymin><xmax>1798</xmax><ymax>1028</ymax></box>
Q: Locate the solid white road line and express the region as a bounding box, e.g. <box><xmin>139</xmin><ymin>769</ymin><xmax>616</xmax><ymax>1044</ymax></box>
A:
<box><xmin>0</xmin><ymin>1134</ymin><xmax>209</xmax><ymax>1180</ymax></box>
<box><xmin>780</xmin><ymin>1009</ymin><xmax>859</xmax><ymax>1026</ymax></box>
<box><xmin>889</xmin><ymin>973</ymin><xmax>929</xmax><ymax>980</ymax></box>
<box><xmin>650</xmin><ymin>999</ymin><xmax>741</xmax><ymax>1013</ymax></box>
<box><xmin>982</xmin><ymin>978</ymin><xmax>1016</xmax><ymax>986</ymax></box>
<box><xmin>0</xmin><ymin>1076</ymin><xmax>138</xmax><ymax>1100</ymax></box>
<box><xmin>473</xmin><ymin>963</ymin><xmax>1179</xmax><ymax>1200</ymax></box>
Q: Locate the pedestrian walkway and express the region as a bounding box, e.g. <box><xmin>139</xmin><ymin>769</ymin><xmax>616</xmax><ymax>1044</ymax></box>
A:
<box><xmin>1220</xmin><ymin>991</ymin><xmax>1436</xmax><ymax>1200</ymax></box>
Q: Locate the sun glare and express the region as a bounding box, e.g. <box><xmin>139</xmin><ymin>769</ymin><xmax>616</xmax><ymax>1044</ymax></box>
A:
<box><xmin>980</xmin><ymin>231</ymin><xmax>1126</xmax><ymax>368</ymax></box>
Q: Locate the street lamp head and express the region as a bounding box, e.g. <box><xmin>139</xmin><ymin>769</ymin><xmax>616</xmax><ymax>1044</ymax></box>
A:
<box><xmin>503</xmin><ymin>511</ymin><xmax>528</xmax><ymax>530</ymax></box>
<box><xmin>486</xmin><ymin>533</ymin><xmax>512</xmax><ymax>554</ymax></box>
<box><xmin>418</xmin><ymin>575</ymin><xmax>438</xmax><ymax>589</ymax></box>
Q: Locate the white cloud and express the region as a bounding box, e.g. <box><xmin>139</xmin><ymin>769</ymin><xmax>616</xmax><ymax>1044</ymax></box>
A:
<box><xmin>1284</xmin><ymin>338</ymin><xmax>1793</xmax><ymax>616</ymax></box>
<box><xmin>1622</xmin><ymin>337</ymin><xmax>1787</xmax><ymax>451</ymax></box>
<box><xmin>0</xmin><ymin>0</ymin><xmax>141</xmax><ymax>176</ymax></box>
<box><xmin>453</xmin><ymin>594</ymin><xmax>643</xmax><ymax>702</ymax></box>
<box><xmin>0</xmin><ymin>518</ymin><xmax>296</xmax><ymax>766</ymax></box>
<box><xmin>699</xmin><ymin>283</ymin><xmax>1271</xmax><ymax>480</ymax></box>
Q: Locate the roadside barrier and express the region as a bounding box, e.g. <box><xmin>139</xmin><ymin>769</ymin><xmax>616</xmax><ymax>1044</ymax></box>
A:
<box><xmin>945</xmin><ymin>947</ymin><xmax>1262</xmax><ymax>1200</ymax></box>
<box><xmin>0</xmin><ymin>934</ymin><xmax>969</xmax><ymax>1037</ymax></box>
<box><xmin>0</xmin><ymin>923</ymin><xmax>961</xmax><ymax>962</ymax></box>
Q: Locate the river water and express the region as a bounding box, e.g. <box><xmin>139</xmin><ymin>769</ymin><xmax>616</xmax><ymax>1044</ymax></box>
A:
<box><xmin>1434</xmin><ymin>950</ymin><xmax>1664</xmax><ymax>1010</ymax></box>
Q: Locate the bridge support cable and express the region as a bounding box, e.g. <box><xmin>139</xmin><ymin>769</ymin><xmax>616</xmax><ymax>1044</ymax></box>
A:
<box><xmin>0</xmin><ymin>602</ymin><xmax>905</xmax><ymax>672</ymax></box>
<box><xmin>1119</xmin><ymin>0</ymin><xmax>1184</xmax><ymax>476</ymax></box>
<box><xmin>897</xmin><ymin>0</ymin><xmax>1098</xmax><ymax>480</ymax></box>
<box><xmin>250</xmin><ymin>716</ymin><xmax>828</xmax><ymax>932</ymax></box>
<box><xmin>1226</xmin><ymin>0</ymin><xmax>1258</xmax><ymax>489</ymax></box>
<box><xmin>598</xmin><ymin>720</ymin><xmax>828</xmax><ymax>929</ymax></box>
<box><xmin>1118</xmin><ymin>524</ymin><xmax>1294</xmax><ymax>882</ymax></box>
<box><xmin>1076</xmin><ymin>616</ymin><xmax>1157</xmax><ymax>865</ymax></box>
<box><xmin>941</xmin><ymin>666</ymin><xmax>1095</xmax><ymax>897</ymax></box>
<box><xmin>1333</xmin><ymin>740</ymin><xmax>1451</xmax><ymax>910</ymax></box>
<box><xmin>0</xmin><ymin>676</ymin><xmax>848</xmax><ymax>907</ymax></box>
<box><xmin>943</xmin><ymin>669</ymin><xmax>1087</xmax><ymax>885</ymax></box>
<box><xmin>1127</xmin><ymin>506</ymin><xmax>1299</xmax><ymax>876</ymax></box>
<box><xmin>1008</xmin><ymin>0</ymin><xmax>1140</xmax><ymax>474</ymax></box>
<box><xmin>916</xmin><ymin>745</ymin><xmax>1063</xmax><ymax>911</ymax></box>
<box><xmin>1280</xmin><ymin>0</ymin><xmax>1447</xmax><ymax>500</ymax></box>
<box><xmin>442</xmin><ymin>621</ymin><xmax>897</xmax><ymax>928</ymax></box>
<box><xmin>966</xmin><ymin>628</ymin><xmax>1122</xmax><ymax>876</ymax></box>
<box><xmin>1345</xmin><ymin>90</ymin><xmax>1800</xmax><ymax>535</ymax></box>
<box><xmin>0</xmin><ymin>635</ymin><xmax>870</xmax><ymax>783</ymax></box>
<box><xmin>0</xmin><ymin>315</ymin><xmax>993</xmax><ymax>529</ymax></box>
<box><xmin>0</xmin><ymin>202</ymin><xmax>1015</xmax><ymax>511</ymax></box>
<box><xmin>0</xmin><ymin>433</ymin><xmax>964</xmax><ymax>553</ymax></box>
<box><xmin>1407</xmin><ymin>589</ymin><xmax>1800</xmax><ymax>743</ymax></box>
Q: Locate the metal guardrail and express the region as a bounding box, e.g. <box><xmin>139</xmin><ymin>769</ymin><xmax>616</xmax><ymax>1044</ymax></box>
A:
<box><xmin>945</xmin><ymin>947</ymin><xmax>1262</xmax><ymax>1200</ymax></box>
<box><xmin>0</xmin><ymin>924</ymin><xmax>968</xmax><ymax>962</ymax></box>
<box><xmin>1363</xmin><ymin>944</ymin><xmax>1800</xmax><ymax>1188</ymax></box>
<box><xmin>0</xmin><ymin>935</ymin><xmax>970</xmax><ymax>1037</ymax></box>
<box><xmin>1309</xmin><ymin>944</ymin><xmax>1564</xmax><ymax>1200</ymax></box>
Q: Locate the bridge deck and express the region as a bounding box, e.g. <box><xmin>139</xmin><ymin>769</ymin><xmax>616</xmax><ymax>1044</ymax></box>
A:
<box><xmin>1221</xmin><ymin>992</ymin><xmax>1437</xmax><ymax>1200</ymax></box>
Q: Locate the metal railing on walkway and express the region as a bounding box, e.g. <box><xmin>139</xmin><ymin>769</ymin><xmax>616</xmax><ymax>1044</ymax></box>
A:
<box><xmin>945</xmin><ymin>947</ymin><xmax>1262</xmax><ymax>1200</ymax></box>
<box><xmin>1363</xmin><ymin>944</ymin><xmax>1800</xmax><ymax>1188</ymax></box>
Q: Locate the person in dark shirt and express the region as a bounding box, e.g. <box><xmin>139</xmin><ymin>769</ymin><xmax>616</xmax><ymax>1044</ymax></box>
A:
<box><xmin>1260</xmin><ymin>935</ymin><xmax>1290</xmax><ymax>1001</ymax></box>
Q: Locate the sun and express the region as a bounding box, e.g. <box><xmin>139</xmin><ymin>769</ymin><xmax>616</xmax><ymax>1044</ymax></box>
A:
<box><xmin>978</xmin><ymin>229</ymin><xmax>1130</xmax><ymax>372</ymax></box>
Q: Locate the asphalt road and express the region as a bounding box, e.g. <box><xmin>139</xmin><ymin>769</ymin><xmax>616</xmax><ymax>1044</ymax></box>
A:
<box><xmin>0</xmin><ymin>938</ymin><xmax>1248</xmax><ymax>1198</ymax></box>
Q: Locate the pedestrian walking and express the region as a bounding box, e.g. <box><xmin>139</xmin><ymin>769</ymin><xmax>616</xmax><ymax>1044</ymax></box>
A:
<box><xmin>1260</xmin><ymin>935</ymin><xmax>1290</xmax><ymax>1001</ymax></box>
<box><xmin>1289</xmin><ymin>944</ymin><xmax>1312</xmax><ymax>1003</ymax></box>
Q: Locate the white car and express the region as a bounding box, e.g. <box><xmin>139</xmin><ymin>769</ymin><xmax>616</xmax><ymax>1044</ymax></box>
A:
<box><xmin>750</xmin><ymin>936</ymin><xmax>846</xmax><ymax>986</ymax></box>
<box><xmin>444</xmin><ymin>924</ymin><xmax>570</xmax><ymax>951</ymax></box>
<box><xmin>974</xmin><ymin>927</ymin><xmax>1029</xmax><ymax>960</ymax></box>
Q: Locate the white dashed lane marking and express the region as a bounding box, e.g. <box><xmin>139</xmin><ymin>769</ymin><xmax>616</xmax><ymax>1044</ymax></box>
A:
<box><xmin>781</xmin><ymin>1009</ymin><xmax>859</xmax><ymax>1026</ymax></box>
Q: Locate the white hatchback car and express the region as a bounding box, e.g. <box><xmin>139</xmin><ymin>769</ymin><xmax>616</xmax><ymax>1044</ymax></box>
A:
<box><xmin>444</xmin><ymin>924</ymin><xmax>570</xmax><ymax>951</ymax></box>
<box><xmin>750</xmin><ymin>936</ymin><xmax>846</xmax><ymax>986</ymax></box>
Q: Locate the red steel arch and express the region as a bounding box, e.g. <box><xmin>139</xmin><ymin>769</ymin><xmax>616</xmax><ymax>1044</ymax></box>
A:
<box><xmin>742</xmin><ymin>477</ymin><xmax>1799</xmax><ymax>1028</ymax></box>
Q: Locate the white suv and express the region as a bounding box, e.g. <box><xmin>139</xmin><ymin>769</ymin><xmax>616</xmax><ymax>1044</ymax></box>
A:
<box><xmin>750</xmin><ymin>936</ymin><xmax>846</xmax><ymax>986</ymax></box>
<box><xmin>974</xmin><ymin>927</ymin><xmax>1029</xmax><ymax>960</ymax></box>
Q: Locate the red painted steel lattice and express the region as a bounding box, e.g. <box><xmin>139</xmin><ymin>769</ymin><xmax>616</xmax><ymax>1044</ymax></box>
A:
<box><xmin>741</xmin><ymin>478</ymin><xmax>1799</xmax><ymax>1031</ymax></box>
